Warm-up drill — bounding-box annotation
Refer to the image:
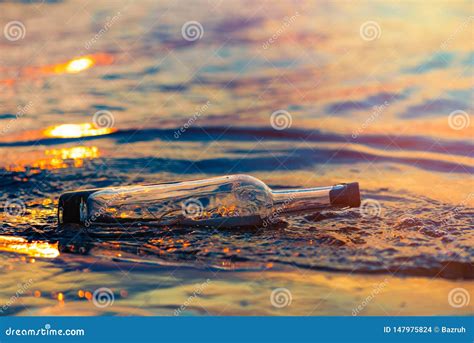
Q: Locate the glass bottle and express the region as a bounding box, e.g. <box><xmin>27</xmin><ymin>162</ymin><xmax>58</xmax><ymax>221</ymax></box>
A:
<box><xmin>58</xmin><ymin>174</ymin><xmax>360</xmax><ymax>228</ymax></box>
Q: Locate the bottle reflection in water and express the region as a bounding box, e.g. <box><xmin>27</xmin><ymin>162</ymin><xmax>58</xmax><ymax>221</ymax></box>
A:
<box><xmin>58</xmin><ymin>174</ymin><xmax>360</xmax><ymax>229</ymax></box>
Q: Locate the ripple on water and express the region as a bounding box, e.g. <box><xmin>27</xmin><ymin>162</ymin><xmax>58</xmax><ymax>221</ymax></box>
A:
<box><xmin>1</xmin><ymin>168</ymin><xmax>472</xmax><ymax>280</ymax></box>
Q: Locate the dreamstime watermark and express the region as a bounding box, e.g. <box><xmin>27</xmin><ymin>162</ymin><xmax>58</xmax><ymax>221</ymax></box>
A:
<box><xmin>3</xmin><ymin>199</ymin><xmax>26</xmax><ymax>218</ymax></box>
<box><xmin>181</xmin><ymin>198</ymin><xmax>204</xmax><ymax>219</ymax></box>
<box><xmin>85</xmin><ymin>11</ymin><xmax>122</xmax><ymax>50</ymax></box>
<box><xmin>92</xmin><ymin>287</ymin><xmax>115</xmax><ymax>308</ymax></box>
<box><xmin>400</xmin><ymin>192</ymin><xmax>473</xmax><ymax>231</ymax></box>
<box><xmin>93</xmin><ymin>110</ymin><xmax>115</xmax><ymax>129</ymax></box>
<box><xmin>174</xmin><ymin>279</ymin><xmax>211</xmax><ymax>315</ymax></box>
<box><xmin>352</xmin><ymin>278</ymin><xmax>389</xmax><ymax>315</ymax></box>
<box><xmin>440</xmin><ymin>15</ymin><xmax>474</xmax><ymax>50</ymax></box>
<box><xmin>448</xmin><ymin>287</ymin><xmax>470</xmax><ymax>308</ymax></box>
<box><xmin>439</xmin><ymin>192</ymin><xmax>473</xmax><ymax>229</ymax></box>
<box><xmin>352</xmin><ymin>101</ymin><xmax>389</xmax><ymax>138</ymax></box>
<box><xmin>359</xmin><ymin>21</ymin><xmax>381</xmax><ymax>41</ymax></box>
<box><xmin>5</xmin><ymin>323</ymin><xmax>85</xmax><ymax>337</ymax></box>
<box><xmin>262</xmin><ymin>12</ymin><xmax>300</xmax><ymax>49</ymax></box>
<box><xmin>181</xmin><ymin>21</ymin><xmax>204</xmax><ymax>42</ymax></box>
<box><xmin>448</xmin><ymin>110</ymin><xmax>470</xmax><ymax>130</ymax></box>
<box><xmin>1</xmin><ymin>101</ymin><xmax>33</xmax><ymax>136</ymax></box>
<box><xmin>270</xmin><ymin>288</ymin><xmax>292</xmax><ymax>308</ymax></box>
<box><xmin>262</xmin><ymin>194</ymin><xmax>296</xmax><ymax>227</ymax></box>
<box><xmin>360</xmin><ymin>199</ymin><xmax>382</xmax><ymax>218</ymax></box>
<box><xmin>174</xmin><ymin>100</ymin><xmax>211</xmax><ymax>139</ymax></box>
<box><xmin>3</xmin><ymin>21</ymin><xmax>26</xmax><ymax>41</ymax></box>
<box><xmin>84</xmin><ymin>190</ymin><xmax>125</xmax><ymax>227</ymax></box>
<box><xmin>270</xmin><ymin>110</ymin><xmax>292</xmax><ymax>130</ymax></box>
<box><xmin>0</xmin><ymin>278</ymin><xmax>34</xmax><ymax>314</ymax></box>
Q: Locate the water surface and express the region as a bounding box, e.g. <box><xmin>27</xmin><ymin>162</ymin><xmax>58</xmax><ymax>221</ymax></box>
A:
<box><xmin>0</xmin><ymin>0</ymin><xmax>472</xmax><ymax>315</ymax></box>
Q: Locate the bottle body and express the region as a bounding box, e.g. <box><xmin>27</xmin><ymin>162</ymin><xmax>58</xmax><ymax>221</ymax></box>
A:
<box><xmin>58</xmin><ymin>174</ymin><xmax>360</xmax><ymax>228</ymax></box>
<box><xmin>63</xmin><ymin>175</ymin><xmax>274</xmax><ymax>228</ymax></box>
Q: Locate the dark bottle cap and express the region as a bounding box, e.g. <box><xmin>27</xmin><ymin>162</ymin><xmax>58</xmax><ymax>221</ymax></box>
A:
<box><xmin>329</xmin><ymin>182</ymin><xmax>361</xmax><ymax>208</ymax></box>
<box><xmin>58</xmin><ymin>189</ymin><xmax>100</xmax><ymax>224</ymax></box>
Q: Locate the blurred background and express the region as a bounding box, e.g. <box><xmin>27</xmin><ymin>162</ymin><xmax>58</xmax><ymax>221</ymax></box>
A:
<box><xmin>0</xmin><ymin>0</ymin><xmax>472</xmax><ymax>316</ymax></box>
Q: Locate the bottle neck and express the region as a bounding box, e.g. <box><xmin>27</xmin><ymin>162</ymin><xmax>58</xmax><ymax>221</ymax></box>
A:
<box><xmin>270</xmin><ymin>181</ymin><xmax>361</xmax><ymax>215</ymax></box>
<box><xmin>271</xmin><ymin>186</ymin><xmax>334</xmax><ymax>214</ymax></box>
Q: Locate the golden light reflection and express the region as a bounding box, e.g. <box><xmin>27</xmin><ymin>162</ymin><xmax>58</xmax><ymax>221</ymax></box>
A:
<box><xmin>46</xmin><ymin>146</ymin><xmax>99</xmax><ymax>167</ymax></box>
<box><xmin>6</xmin><ymin>146</ymin><xmax>100</xmax><ymax>172</ymax></box>
<box><xmin>44</xmin><ymin>123</ymin><xmax>116</xmax><ymax>138</ymax></box>
<box><xmin>0</xmin><ymin>53</ymin><xmax>115</xmax><ymax>86</ymax></box>
<box><xmin>39</xmin><ymin>53</ymin><xmax>114</xmax><ymax>75</ymax></box>
<box><xmin>64</xmin><ymin>57</ymin><xmax>94</xmax><ymax>73</ymax></box>
<box><xmin>0</xmin><ymin>235</ymin><xmax>59</xmax><ymax>258</ymax></box>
